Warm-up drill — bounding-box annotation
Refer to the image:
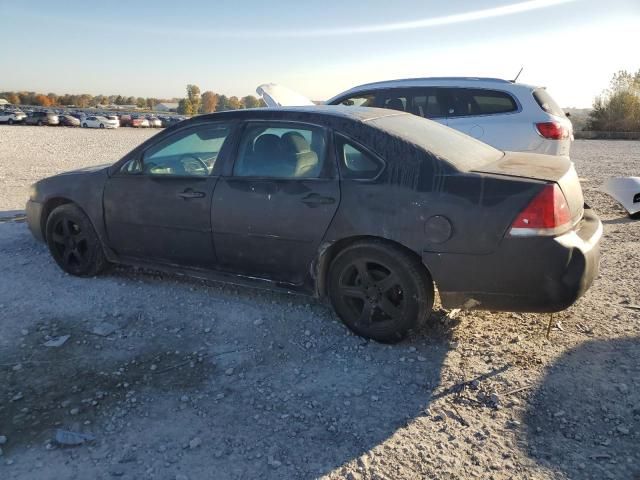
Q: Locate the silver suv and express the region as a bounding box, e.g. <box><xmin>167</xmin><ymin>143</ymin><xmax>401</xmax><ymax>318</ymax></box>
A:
<box><xmin>326</xmin><ymin>77</ymin><xmax>573</xmax><ymax>155</ymax></box>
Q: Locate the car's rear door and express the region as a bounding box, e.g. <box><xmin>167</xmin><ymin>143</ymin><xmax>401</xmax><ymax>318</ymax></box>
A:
<box><xmin>103</xmin><ymin>121</ymin><xmax>235</xmax><ymax>268</ymax></box>
<box><xmin>444</xmin><ymin>87</ymin><xmax>520</xmax><ymax>145</ymax></box>
<box><xmin>211</xmin><ymin>121</ymin><xmax>340</xmax><ymax>284</ymax></box>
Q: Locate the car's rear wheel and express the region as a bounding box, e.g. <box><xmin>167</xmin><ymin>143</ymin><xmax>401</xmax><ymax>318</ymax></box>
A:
<box><xmin>45</xmin><ymin>204</ymin><xmax>107</xmax><ymax>277</ymax></box>
<box><xmin>8</xmin><ymin>118</ymin><xmax>13</xmax><ymax>125</ymax></box>
<box><xmin>37</xmin><ymin>120</ymin><xmax>43</xmax><ymax>126</ymax></box>
<box><xmin>82</xmin><ymin>123</ymin><xmax>87</xmax><ymax>128</ymax></box>
<box><xmin>99</xmin><ymin>123</ymin><xmax>104</xmax><ymax>129</ymax></box>
<box><xmin>328</xmin><ymin>240</ymin><xmax>433</xmax><ymax>343</ymax></box>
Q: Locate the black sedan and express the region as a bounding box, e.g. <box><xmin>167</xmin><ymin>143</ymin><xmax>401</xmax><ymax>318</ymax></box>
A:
<box><xmin>26</xmin><ymin>107</ymin><xmax>602</xmax><ymax>342</ymax></box>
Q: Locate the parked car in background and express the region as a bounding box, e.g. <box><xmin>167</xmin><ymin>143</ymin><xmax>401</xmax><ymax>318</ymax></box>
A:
<box><xmin>146</xmin><ymin>116</ymin><xmax>162</xmax><ymax>128</ymax></box>
<box><xmin>105</xmin><ymin>115</ymin><xmax>121</xmax><ymax>127</ymax></box>
<box><xmin>118</xmin><ymin>114</ymin><xmax>133</xmax><ymax>127</ymax></box>
<box><xmin>82</xmin><ymin>116</ymin><xmax>118</xmax><ymax>129</ymax></box>
<box><xmin>326</xmin><ymin>78</ymin><xmax>573</xmax><ymax>155</ymax></box>
<box><xmin>26</xmin><ymin>106</ymin><xmax>601</xmax><ymax>343</ymax></box>
<box><xmin>0</xmin><ymin>110</ymin><xmax>27</xmax><ymax>124</ymax></box>
<box><xmin>24</xmin><ymin>111</ymin><xmax>59</xmax><ymax>126</ymax></box>
<box><xmin>58</xmin><ymin>115</ymin><xmax>81</xmax><ymax>127</ymax></box>
<box><xmin>131</xmin><ymin>116</ymin><xmax>150</xmax><ymax>128</ymax></box>
<box><xmin>161</xmin><ymin>116</ymin><xmax>186</xmax><ymax>128</ymax></box>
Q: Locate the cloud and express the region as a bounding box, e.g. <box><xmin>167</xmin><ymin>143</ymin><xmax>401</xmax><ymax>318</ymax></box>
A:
<box><xmin>180</xmin><ymin>0</ymin><xmax>578</xmax><ymax>38</ymax></box>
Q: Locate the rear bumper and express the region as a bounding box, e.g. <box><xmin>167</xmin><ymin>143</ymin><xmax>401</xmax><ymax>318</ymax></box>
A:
<box><xmin>423</xmin><ymin>208</ymin><xmax>602</xmax><ymax>312</ymax></box>
<box><xmin>26</xmin><ymin>200</ymin><xmax>45</xmax><ymax>242</ymax></box>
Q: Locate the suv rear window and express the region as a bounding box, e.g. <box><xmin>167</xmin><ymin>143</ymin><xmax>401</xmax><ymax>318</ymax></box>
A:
<box><xmin>532</xmin><ymin>88</ymin><xmax>565</xmax><ymax>117</ymax></box>
<box><xmin>448</xmin><ymin>88</ymin><xmax>518</xmax><ymax>116</ymax></box>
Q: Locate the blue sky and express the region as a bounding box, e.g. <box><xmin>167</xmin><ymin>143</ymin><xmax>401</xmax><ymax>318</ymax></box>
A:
<box><xmin>1</xmin><ymin>0</ymin><xmax>639</xmax><ymax>107</ymax></box>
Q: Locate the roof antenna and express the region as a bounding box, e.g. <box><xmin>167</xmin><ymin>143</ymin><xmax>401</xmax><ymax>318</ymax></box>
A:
<box><xmin>511</xmin><ymin>66</ymin><xmax>524</xmax><ymax>83</ymax></box>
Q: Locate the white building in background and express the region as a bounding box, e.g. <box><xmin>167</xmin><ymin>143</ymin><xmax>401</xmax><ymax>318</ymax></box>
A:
<box><xmin>154</xmin><ymin>102</ymin><xmax>179</xmax><ymax>112</ymax></box>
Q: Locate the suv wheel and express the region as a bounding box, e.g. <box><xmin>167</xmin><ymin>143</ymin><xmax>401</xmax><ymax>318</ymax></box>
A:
<box><xmin>45</xmin><ymin>204</ymin><xmax>107</xmax><ymax>277</ymax></box>
<box><xmin>37</xmin><ymin>120</ymin><xmax>43</xmax><ymax>126</ymax></box>
<box><xmin>328</xmin><ymin>240</ymin><xmax>434</xmax><ymax>343</ymax></box>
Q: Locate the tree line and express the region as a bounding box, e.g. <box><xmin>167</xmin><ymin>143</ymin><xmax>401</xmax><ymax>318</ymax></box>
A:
<box><xmin>1</xmin><ymin>85</ymin><xmax>265</xmax><ymax>113</ymax></box>
<box><xmin>587</xmin><ymin>69</ymin><xmax>640</xmax><ymax>132</ymax></box>
<box><xmin>177</xmin><ymin>84</ymin><xmax>265</xmax><ymax>115</ymax></box>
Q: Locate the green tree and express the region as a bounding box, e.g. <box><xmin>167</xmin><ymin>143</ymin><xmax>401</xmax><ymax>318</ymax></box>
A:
<box><xmin>177</xmin><ymin>98</ymin><xmax>194</xmax><ymax>115</ymax></box>
<box><xmin>200</xmin><ymin>91</ymin><xmax>218</xmax><ymax>113</ymax></box>
<box><xmin>186</xmin><ymin>84</ymin><xmax>201</xmax><ymax>114</ymax></box>
<box><xmin>216</xmin><ymin>95</ymin><xmax>229</xmax><ymax>112</ymax></box>
<box><xmin>587</xmin><ymin>69</ymin><xmax>640</xmax><ymax>132</ymax></box>
<box><xmin>227</xmin><ymin>96</ymin><xmax>242</xmax><ymax>110</ymax></box>
<box><xmin>136</xmin><ymin>97</ymin><xmax>147</xmax><ymax>108</ymax></box>
<box><xmin>241</xmin><ymin>95</ymin><xmax>261</xmax><ymax>109</ymax></box>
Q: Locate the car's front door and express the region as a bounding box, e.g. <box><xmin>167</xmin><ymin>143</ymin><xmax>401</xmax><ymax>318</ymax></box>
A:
<box><xmin>211</xmin><ymin>121</ymin><xmax>340</xmax><ymax>284</ymax></box>
<box><xmin>103</xmin><ymin>122</ymin><xmax>234</xmax><ymax>268</ymax></box>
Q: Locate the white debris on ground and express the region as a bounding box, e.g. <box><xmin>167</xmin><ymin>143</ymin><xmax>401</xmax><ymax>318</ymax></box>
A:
<box><xmin>0</xmin><ymin>126</ymin><xmax>639</xmax><ymax>479</ymax></box>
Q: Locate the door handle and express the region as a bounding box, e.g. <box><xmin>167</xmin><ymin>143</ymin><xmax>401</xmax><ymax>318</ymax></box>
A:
<box><xmin>301</xmin><ymin>193</ymin><xmax>335</xmax><ymax>206</ymax></box>
<box><xmin>177</xmin><ymin>189</ymin><xmax>205</xmax><ymax>199</ymax></box>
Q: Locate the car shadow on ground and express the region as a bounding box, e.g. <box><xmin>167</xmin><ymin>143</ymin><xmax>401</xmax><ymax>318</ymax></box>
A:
<box><xmin>0</xmin><ymin>219</ymin><xmax>457</xmax><ymax>478</ymax></box>
<box><xmin>522</xmin><ymin>337</ymin><xmax>640</xmax><ymax>480</ymax></box>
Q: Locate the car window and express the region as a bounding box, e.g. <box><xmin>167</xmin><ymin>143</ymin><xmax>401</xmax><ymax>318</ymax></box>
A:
<box><xmin>533</xmin><ymin>88</ymin><xmax>565</xmax><ymax>117</ymax></box>
<box><xmin>337</xmin><ymin>137</ymin><xmax>384</xmax><ymax>180</ymax></box>
<box><xmin>123</xmin><ymin>124</ymin><xmax>231</xmax><ymax>176</ymax></box>
<box><xmin>233</xmin><ymin>123</ymin><xmax>326</xmax><ymax>178</ymax></box>
<box><xmin>334</xmin><ymin>93</ymin><xmax>376</xmax><ymax>107</ymax></box>
<box><xmin>447</xmin><ymin>88</ymin><xmax>517</xmax><ymax>116</ymax></box>
<box><xmin>379</xmin><ymin>93</ymin><xmax>408</xmax><ymax>112</ymax></box>
<box><xmin>409</xmin><ymin>89</ymin><xmax>448</xmax><ymax>118</ymax></box>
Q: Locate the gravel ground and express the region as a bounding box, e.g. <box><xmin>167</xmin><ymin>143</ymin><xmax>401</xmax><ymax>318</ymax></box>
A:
<box><xmin>0</xmin><ymin>125</ymin><xmax>639</xmax><ymax>479</ymax></box>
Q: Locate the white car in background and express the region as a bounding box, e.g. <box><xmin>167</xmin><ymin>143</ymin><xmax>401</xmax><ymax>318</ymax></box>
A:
<box><xmin>258</xmin><ymin>77</ymin><xmax>574</xmax><ymax>155</ymax></box>
<box><xmin>0</xmin><ymin>110</ymin><xmax>27</xmax><ymax>124</ymax></box>
<box><xmin>82</xmin><ymin>115</ymin><xmax>119</xmax><ymax>129</ymax></box>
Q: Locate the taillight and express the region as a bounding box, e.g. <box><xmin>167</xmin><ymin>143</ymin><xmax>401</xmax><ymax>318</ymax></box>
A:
<box><xmin>535</xmin><ymin>122</ymin><xmax>569</xmax><ymax>140</ymax></box>
<box><xmin>510</xmin><ymin>184</ymin><xmax>572</xmax><ymax>236</ymax></box>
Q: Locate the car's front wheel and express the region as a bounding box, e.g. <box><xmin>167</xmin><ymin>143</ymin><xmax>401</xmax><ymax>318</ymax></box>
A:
<box><xmin>45</xmin><ymin>204</ymin><xmax>107</xmax><ymax>277</ymax></box>
<box><xmin>82</xmin><ymin>123</ymin><xmax>87</xmax><ymax>128</ymax></box>
<box><xmin>8</xmin><ymin>118</ymin><xmax>13</xmax><ymax>125</ymax></box>
<box><xmin>328</xmin><ymin>241</ymin><xmax>434</xmax><ymax>343</ymax></box>
<box><xmin>99</xmin><ymin>123</ymin><xmax>104</xmax><ymax>129</ymax></box>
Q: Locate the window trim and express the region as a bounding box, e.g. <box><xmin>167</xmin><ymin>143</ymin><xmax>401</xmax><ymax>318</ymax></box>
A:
<box><xmin>334</xmin><ymin>133</ymin><xmax>386</xmax><ymax>182</ymax></box>
<box><xmin>112</xmin><ymin>121</ymin><xmax>236</xmax><ymax>179</ymax></box>
<box><xmin>228</xmin><ymin>120</ymin><xmax>335</xmax><ymax>181</ymax></box>
<box><xmin>328</xmin><ymin>91</ymin><xmax>378</xmax><ymax>108</ymax></box>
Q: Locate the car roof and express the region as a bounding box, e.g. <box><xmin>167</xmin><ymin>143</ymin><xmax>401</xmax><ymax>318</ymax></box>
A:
<box><xmin>326</xmin><ymin>77</ymin><xmax>538</xmax><ymax>102</ymax></box>
<box><xmin>196</xmin><ymin>105</ymin><xmax>405</xmax><ymax>123</ymax></box>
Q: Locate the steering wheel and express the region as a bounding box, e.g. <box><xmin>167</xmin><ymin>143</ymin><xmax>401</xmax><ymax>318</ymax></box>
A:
<box><xmin>178</xmin><ymin>154</ymin><xmax>209</xmax><ymax>175</ymax></box>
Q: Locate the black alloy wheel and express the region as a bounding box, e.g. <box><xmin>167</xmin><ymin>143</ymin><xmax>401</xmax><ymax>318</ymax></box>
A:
<box><xmin>328</xmin><ymin>241</ymin><xmax>433</xmax><ymax>343</ymax></box>
<box><xmin>45</xmin><ymin>204</ymin><xmax>107</xmax><ymax>276</ymax></box>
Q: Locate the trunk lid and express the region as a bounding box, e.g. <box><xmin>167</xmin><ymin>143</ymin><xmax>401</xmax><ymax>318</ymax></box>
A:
<box><xmin>472</xmin><ymin>151</ymin><xmax>584</xmax><ymax>224</ymax></box>
<box><xmin>256</xmin><ymin>83</ymin><xmax>315</xmax><ymax>107</ymax></box>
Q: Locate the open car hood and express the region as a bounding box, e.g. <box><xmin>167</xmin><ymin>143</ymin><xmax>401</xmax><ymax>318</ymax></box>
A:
<box><xmin>256</xmin><ymin>83</ymin><xmax>314</xmax><ymax>107</ymax></box>
<box><xmin>600</xmin><ymin>177</ymin><xmax>640</xmax><ymax>216</ymax></box>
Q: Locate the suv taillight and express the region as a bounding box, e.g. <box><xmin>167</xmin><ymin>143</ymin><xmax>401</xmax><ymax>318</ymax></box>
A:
<box><xmin>535</xmin><ymin>121</ymin><xmax>569</xmax><ymax>140</ymax></box>
<box><xmin>509</xmin><ymin>184</ymin><xmax>571</xmax><ymax>236</ymax></box>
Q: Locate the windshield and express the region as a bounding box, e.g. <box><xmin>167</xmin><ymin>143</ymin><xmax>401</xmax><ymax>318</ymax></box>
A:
<box><xmin>368</xmin><ymin>113</ymin><xmax>503</xmax><ymax>171</ymax></box>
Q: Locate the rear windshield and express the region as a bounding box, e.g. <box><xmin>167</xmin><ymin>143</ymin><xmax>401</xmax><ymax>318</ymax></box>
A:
<box><xmin>368</xmin><ymin>113</ymin><xmax>503</xmax><ymax>171</ymax></box>
<box><xmin>533</xmin><ymin>88</ymin><xmax>565</xmax><ymax>117</ymax></box>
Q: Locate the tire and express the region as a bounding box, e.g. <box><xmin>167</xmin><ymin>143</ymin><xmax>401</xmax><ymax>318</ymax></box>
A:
<box><xmin>37</xmin><ymin>120</ymin><xmax>43</xmax><ymax>126</ymax></box>
<box><xmin>99</xmin><ymin>123</ymin><xmax>104</xmax><ymax>129</ymax></box>
<box><xmin>83</xmin><ymin>123</ymin><xmax>88</xmax><ymax>128</ymax></box>
<box><xmin>327</xmin><ymin>240</ymin><xmax>434</xmax><ymax>343</ymax></box>
<box><xmin>45</xmin><ymin>204</ymin><xmax>107</xmax><ymax>277</ymax></box>
<box><xmin>8</xmin><ymin>118</ymin><xmax>13</xmax><ymax>125</ymax></box>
